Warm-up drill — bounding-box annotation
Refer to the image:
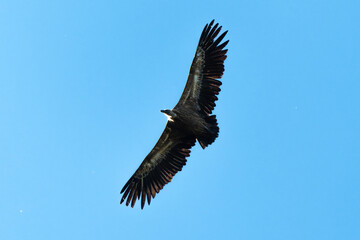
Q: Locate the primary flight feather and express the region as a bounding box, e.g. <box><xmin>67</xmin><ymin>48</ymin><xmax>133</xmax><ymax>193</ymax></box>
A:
<box><xmin>120</xmin><ymin>20</ymin><xmax>229</xmax><ymax>209</ymax></box>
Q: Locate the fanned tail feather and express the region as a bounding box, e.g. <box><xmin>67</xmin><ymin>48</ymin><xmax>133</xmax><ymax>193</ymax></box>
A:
<box><xmin>197</xmin><ymin>115</ymin><xmax>219</xmax><ymax>149</ymax></box>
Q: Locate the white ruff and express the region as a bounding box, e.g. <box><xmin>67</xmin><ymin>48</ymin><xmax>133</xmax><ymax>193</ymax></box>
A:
<box><xmin>167</xmin><ymin>115</ymin><xmax>174</xmax><ymax>122</ymax></box>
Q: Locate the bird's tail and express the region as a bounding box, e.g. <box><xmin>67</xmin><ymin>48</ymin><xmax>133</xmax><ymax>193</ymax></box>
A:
<box><xmin>197</xmin><ymin>115</ymin><xmax>219</xmax><ymax>149</ymax></box>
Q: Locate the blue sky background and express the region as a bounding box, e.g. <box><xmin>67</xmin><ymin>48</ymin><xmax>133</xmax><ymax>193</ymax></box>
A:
<box><xmin>1</xmin><ymin>0</ymin><xmax>359</xmax><ymax>239</ymax></box>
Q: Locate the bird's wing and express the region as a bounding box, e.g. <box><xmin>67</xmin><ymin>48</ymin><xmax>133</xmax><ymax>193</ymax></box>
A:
<box><xmin>120</xmin><ymin>122</ymin><xmax>196</xmax><ymax>209</ymax></box>
<box><xmin>175</xmin><ymin>20</ymin><xmax>229</xmax><ymax>115</ymax></box>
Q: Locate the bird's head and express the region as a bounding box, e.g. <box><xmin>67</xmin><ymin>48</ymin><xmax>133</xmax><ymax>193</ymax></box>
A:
<box><xmin>160</xmin><ymin>109</ymin><xmax>176</xmax><ymax>121</ymax></box>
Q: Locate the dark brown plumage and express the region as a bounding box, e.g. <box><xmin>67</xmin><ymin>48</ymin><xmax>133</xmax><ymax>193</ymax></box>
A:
<box><xmin>120</xmin><ymin>20</ymin><xmax>228</xmax><ymax>209</ymax></box>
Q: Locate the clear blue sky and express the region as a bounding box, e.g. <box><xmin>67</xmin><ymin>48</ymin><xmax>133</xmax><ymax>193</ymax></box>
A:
<box><xmin>1</xmin><ymin>1</ymin><xmax>359</xmax><ymax>239</ymax></box>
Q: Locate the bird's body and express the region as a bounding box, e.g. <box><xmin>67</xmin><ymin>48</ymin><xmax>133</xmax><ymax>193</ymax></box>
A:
<box><xmin>120</xmin><ymin>20</ymin><xmax>228</xmax><ymax>209</ymax></box>
<box><xmin>163</xmin><ymin>107</ymin><xmax>208</xmax><ymax>137</ymax></box>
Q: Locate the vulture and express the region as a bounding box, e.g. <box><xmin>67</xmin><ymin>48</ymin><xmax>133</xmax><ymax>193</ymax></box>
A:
<box><xmin>120</xmin><ymin>20</ymin><xmax>229</xmax><ymax>209</ymax></box>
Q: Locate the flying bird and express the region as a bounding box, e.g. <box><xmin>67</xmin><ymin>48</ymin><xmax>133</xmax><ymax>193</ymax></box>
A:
<box><xmin>120</xmin><ymin>20</ymin><xmax>229</xmax><ymax>209</ymax></box>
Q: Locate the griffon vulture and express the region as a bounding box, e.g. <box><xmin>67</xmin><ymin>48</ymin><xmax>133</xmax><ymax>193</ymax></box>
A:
<box><xmin>120</xmin><ymin>20</ymin><xmax>229</xmax><ymax>209</ymax></box>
